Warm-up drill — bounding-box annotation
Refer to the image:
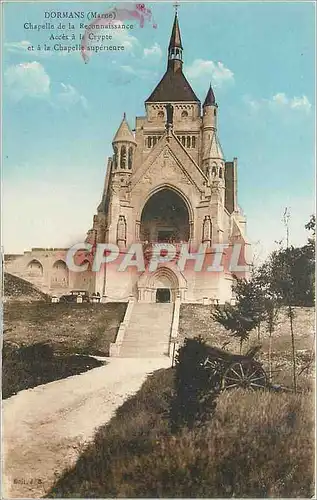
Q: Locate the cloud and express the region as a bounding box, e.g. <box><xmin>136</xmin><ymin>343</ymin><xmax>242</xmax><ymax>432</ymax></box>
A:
<box><xmin>110</xmin><ymin>22</ymin><xmax>139</xmax><ymax>53</ymax></box>
<box><xmin>143</xmin><ymin>42</ymin><xmax>162</xmax><ymax>60</ymax></box>
<box><xmin>4</xmin><ymin>61</ymin><xmax>87</xmax><ymax>109</ymax></box>
<box><xmin>245</xmin><ymin>93</ymin><xmax>312</xmax><ymax>113</ymax></box>
<box><xmin>5</xmin><ymin>40</ymin><xmax>32</xmax><ymax>54</ymax></box>
<box><xmin>107</xmin><ymin>60</ymin><xmax>157</xmax><ymax>85</ymax></box>
<box><xmin>4</xmin><ymin>61</ymin><xmax>50</xmax><ymax>101</ymax></box>
<box><xmin>185</xmin><ymin>59</ymin><xmax>234</xmax><ymax>88</ymax></box>
<box><xmin>56</xmin><ymin>83</ymin><xmax>88</xmax><ymax>109</ymax></box>
<box><xmin>4</xmin><ymin>39</ymin><xmax>69</xmax><ymax>58</ymax></box>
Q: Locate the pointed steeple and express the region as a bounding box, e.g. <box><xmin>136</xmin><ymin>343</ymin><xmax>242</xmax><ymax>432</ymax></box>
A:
<box><xmin>145</xmin><ymin>9</ymin><xmax>200</xmax><ymax>103</ymax></box>
<box><xmin>168</xmin><ymin>12</ymin><xmax>183</xmax><ymax>51</ymax></box>
<box><xmin>112</xmin><ymin>113</ymin><xmax>136</xmax><ymax>144</ymax></box>
<box><xmin>167</xmin><ymin>12</ymin><xmax>183</xmax><ymax>72</ymax></box>
<box><xmin>203</xmin><ymin>84</ymin><xmax>216</xmax><ymax>107</ymax></box>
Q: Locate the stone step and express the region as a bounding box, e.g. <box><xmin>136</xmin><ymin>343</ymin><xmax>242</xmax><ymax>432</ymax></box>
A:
<box><xmin>120</xmin><ymin>348</ymin><xmax>169</xmax><ymax>355</ymax></box>
<box><xmin>123</xmin><ymin>329</ymin><xmax>171</xmax><ymax>336</ymax></box>
<box><xmin>121</xmin><ymin>342</ymin><xmax>169</xmax><ymax>348</ymax></box>
<box><xmin>119</xmin><ymin>354</ymin><xmax>169</xmax><ymax>358</ymax></box>
<box><xmin>118</xmin><ymin>302</ymin><xmax>174</xmax><ymax>357</ymax></box>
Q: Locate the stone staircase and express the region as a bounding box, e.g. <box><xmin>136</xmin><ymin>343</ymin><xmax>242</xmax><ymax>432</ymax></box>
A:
<box><xmin>119</xmin><ymin>303</ymin><xmax>174</xmax><ymax>357</ymax></box>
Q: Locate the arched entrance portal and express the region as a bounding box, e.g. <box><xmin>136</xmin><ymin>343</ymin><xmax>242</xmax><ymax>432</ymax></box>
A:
<box><xmin>137</xmin><ymin>266</ymin><xmax>187</xmax><ymax>303</ymax></box>
<box><xmin>140</xmin><ymin>188</ymin><xmax>190</xmax><ymax>243</ymax></box>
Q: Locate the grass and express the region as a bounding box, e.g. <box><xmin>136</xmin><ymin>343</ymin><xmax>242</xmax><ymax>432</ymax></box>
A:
<box><xmin>2</xmin><ymin>342</ymin><xmax>104</xmax><ymax>399</ymax></box>
<box><xmin>3</xmin><ymin>300</ymin><xmax>126</xmax><ymax>398</ymax></box>
<box><xmin>48</xmin><ymin>368</ymin><xmax>314</xmax><ymax>498</ymax></box>
<box><xmin>4</xmin><ymin>272</ymin><xmax>49</xmax><ymax>302</ymax></box>
<box><xmin>4</xmin><ymin>302</ymin><xmax>127</xmax><ymax>356</ymax></box>
<box><xmin>179</xmin><ymin>304</ymin><xmax>315</xmax><ymax>389</ymax></box>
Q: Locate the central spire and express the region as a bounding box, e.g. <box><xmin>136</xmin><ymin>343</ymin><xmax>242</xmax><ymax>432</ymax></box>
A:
<box><xmin>145</xmin><ymin>9</ymin><xmax>200</xmax><ymax>103</ymax></box>
<box><xmin>168</xmin><ymin>11</ymin><xmax>183</xmax><ymax>72</ymax></box>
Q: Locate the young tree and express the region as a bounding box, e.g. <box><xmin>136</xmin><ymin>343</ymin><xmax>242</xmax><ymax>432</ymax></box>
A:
<box><xmin>257</xmin><ymin>244</ymin><xmax>298</xmax><ymax>392</ymax></box>
<box><xmin>212</xmin><ymin>277</ymin><xmax>266</xmax><ymax>354</ymax></box>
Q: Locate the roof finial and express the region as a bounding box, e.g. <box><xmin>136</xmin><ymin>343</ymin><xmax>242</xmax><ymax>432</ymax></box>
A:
<box><xmin>173</xmin><ymin>0</ymin><xmax>179</xmax><ymax>15</ymax></box>
<box><xmin>123</xmin><ymin>112</ymin><xmax>126</xmax><ymax>119</ymax></box>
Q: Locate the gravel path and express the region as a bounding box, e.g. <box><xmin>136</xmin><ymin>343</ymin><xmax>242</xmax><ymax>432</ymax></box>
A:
<box><xmin>2</xmin><ymin>357</ymin><xmax>171</xmax><ymax>499</ymax></box>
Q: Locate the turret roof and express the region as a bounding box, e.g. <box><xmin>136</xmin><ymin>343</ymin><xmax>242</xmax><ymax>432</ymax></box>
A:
<box><xmin>112</xmin><ymin>113</ymin><xmax>136</xmax><ymax>144</ymax></box>
<box><xmin>203</xmin><ymin>85</ymin><xmax>216</xmax><ymax>106</ymax></box>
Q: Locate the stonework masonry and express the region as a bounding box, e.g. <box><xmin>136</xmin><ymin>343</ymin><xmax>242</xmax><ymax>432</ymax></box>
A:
<box><xmin>5</xmin><ymin>13</ymin><xmax>249</xmax><ymax>304</ymax></box>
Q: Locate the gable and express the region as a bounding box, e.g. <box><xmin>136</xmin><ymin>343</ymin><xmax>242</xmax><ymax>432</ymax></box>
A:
<box><xmin>130</xmin><ymin>132</ymin><xmax>207</xmax><ymax>194</ymax></box>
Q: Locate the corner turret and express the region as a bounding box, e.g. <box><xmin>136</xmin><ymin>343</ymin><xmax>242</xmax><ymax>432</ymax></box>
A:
<box><xmin>112</xmin><ymin>113</ymin><xmax>137</xmax><ymax>173</ymax></box>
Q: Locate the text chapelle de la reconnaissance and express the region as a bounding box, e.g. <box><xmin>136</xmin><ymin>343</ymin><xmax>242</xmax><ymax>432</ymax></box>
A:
<box><xmin>24</xmin><ymin>10</ymin><xmax>135</xmax><ymax>53</ymax></box>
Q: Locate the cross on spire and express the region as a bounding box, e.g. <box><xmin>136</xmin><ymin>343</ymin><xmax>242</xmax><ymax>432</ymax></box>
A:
<box><xmin>173</xmin><ymin>1</ymin><xmax>180</xmax><ymax>15</ymax></box>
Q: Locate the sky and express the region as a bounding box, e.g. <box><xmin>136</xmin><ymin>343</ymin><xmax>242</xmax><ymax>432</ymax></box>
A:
<box><xmin>2</xmin><ymin>1</ymin><xmax>316</xmax><ymax>261</ymax></box>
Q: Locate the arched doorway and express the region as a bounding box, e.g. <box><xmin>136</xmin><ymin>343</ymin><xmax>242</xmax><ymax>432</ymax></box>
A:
<box><xmin>137</xmin><ymin>266</ymin><xmax>187</xmax><ymax>303</ymax></box>
<box><xmin>140</xmin><ymin>188</ymin><xmax>190</xmax><ymax>243</ymax></box>
<box><xmin>156</xmin><ymin>288</ymin><xmax>171</xmax><ymax>303</ymax></box>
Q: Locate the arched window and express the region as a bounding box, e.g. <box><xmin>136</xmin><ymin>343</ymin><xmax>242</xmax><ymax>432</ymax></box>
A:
<box><xmin>181</xmin><ymin>110</ymin><xmax>188</xmax><ymax>118</ymax></box>
<box><xmin>147</xmin><ymin>136</ymin><xmax>152</xmax><ymax>148</ymax></box>
<box><xmin>214</xmin><ymin>108</ymin><xmax>217</xmax><ymax>116</ymax></box>
<box><xmin>27</xmin><ymin>259</ymin><xmax>43</xmax><ymax>277</ymax></box>
<box><xmin>182</xmin><ymin>136</ymin><xmax>186</xmax><ymax>146</ymax></box>
<box><xmin>120</xmin><ymin>146</ymin><xmax>126</xmax><ymax>168</ymax></box>
<box><xmin>113</xmin><ymin>146</ymin><xmax>118</xmax><ymax>169</ymax></box>
<box><xmin>192</xmin><ymin>136</ymin><xmax>196</xmax><ymax>148</ymax></box>
<box><xmin>212</xmin><ymin>167</ymin><xmax>217</xmax><ymax>176</ymax></box>
<box><xmin>153</xmin><ymin>137</ymin><xmax>157</xmax><ymax>146</ymax></box>
<box><xmin>186</xmin><ymin>136</ymin><xmax>191</xmax><ymax>148</ymax></box>
<box><xmin>219</xmin><ymin>168</ymin><xmax>223</xmax><ymax>178</ymax></box>
<box><xmin>128</xmin><ymin>147</ymin><xmax>133</xmax><ymax>169</ymax></box>
<box><xmin>51</xmin><ymin>260</ymin><xmax>69</xmax><ymax>288</ymax></box>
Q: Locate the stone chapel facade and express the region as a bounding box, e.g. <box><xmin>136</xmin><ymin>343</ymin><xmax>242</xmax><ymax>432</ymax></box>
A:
<box><xmin>5</xmin><ymin>13</ymin><xmax>249</xmax><ymax>303</ymax></box>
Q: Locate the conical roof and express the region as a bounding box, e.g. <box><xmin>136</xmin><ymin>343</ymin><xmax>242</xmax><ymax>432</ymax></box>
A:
<box><xmin>112</xmin><ymin>113</ymin><xmax>136</xmax><ymax>144</ymax></box>
<box><xmin>169</xmin><ymin>13</ymin><xmax>183</xmax><ymax>49</ymax></box>
<box><xmin>203</xmin><ymin>85</ymin><xmax>216</xmax><ymax>106</ymax></box>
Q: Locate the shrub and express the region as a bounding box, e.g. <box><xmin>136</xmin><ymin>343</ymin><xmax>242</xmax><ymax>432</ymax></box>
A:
<box><xmin>170</xmin><ymin>337</ymin><xmax>219</xmax><ymax>433</ymax></box>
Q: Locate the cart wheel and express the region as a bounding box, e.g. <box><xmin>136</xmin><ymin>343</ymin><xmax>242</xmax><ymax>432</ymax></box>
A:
<box><xmin>202</xmin><ymin>357</ymin><xmax>223</xmax><ymax>391</ymax></box>
<box><xmin>203</xmin><ymin>357</ymin><xmax>223</xmax><ymax>376</ymax></box>
<box><xmin>222</xmin><ymin>361</ymin><xmax>267</xmax><ymax>390</ymax></box>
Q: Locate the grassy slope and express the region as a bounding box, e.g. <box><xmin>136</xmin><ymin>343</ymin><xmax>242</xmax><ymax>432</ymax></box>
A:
<box><xmin>2</xmin><ymin>344</ymin><xmax>104</xmax><ymax>399</ymax></box>
<box><xmin>48</xmin><ymin>368</ymin><xmax>314</xmax><ymax>498</ymax></box>
<box><xmin>179</xmin><ymin>304</ymin><xmax>315</xmax><ymax>388</ymax></box>
<box><xmin>4</xmin><ymin>302</ymin><xmax>127</xmax><ymax>356</ymax></box>
<box><xmin>3</xmin><ymin>291</ymin><xmax>126</xmax><ymax>397</ymax></box>
<box><xmin>4</xmin><ymin>272</ymin><xmax>49</xmax><ymax>302</ymax></box>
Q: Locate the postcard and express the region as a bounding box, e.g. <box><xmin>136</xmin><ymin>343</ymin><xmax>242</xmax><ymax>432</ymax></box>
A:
<box><xmin>1</xmin><ymin>1</ymin><xmax>315</xmax><ymax>498</ymax></box>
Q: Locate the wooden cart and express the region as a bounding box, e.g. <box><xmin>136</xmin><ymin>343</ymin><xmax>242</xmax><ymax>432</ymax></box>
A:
<box><xmin>202</xmin><ymin>345</ymin><xmax>268</xmax><ymax>391</ymax></box>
